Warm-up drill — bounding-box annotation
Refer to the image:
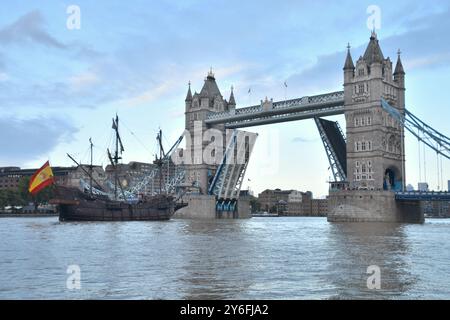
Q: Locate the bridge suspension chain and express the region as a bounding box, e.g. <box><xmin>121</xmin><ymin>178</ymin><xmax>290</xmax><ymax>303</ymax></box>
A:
<box><xmin>381</xmin><ymin>99</ymin><xmax>450</xmax><ymax>161</ymax></box>
<box><xmin>382</xmin><ymin>98</ymin><xmax>449</xmax><ymax>191</ymax></box>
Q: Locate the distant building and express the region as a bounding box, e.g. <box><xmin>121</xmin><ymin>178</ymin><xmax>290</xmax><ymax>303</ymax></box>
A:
<box><xmin>106</xmin><ymin>161</ymin><xmax>155</xmax><ymax>193</ymax></box>
<box><xmin>448</xmin><ymin>180</ymin><xmax>450</xmax><ymax>192</ymax></box>
<box><xmin>105</xmin><ymin>160</ymin><xmax>179</xmax><ymax>195</ymax></box>
<box><xmin>258</xmin><ymin>189</ymin><xmax>292</xmax><ymax>214</ymax></box>
<box><xmin>0</xmin><ymin>166</ymin><xmax>75</xmax><ymax>191</ymax></box>
<box><xmin>418</xmin><ymin>182</ymin><xmax>429</xmax><ymax>192</ymax></box>
<box><xmin>0</xmin><ymin>165</ymin><xmax>107</xmax><ymax>192</ymax></box>
<box><xmin>422</xmin><ymin>201</ymin><xmax>450</xmax><ymax>218</ymax></box>
<box><xmin>257</xmin><ymin>189</ymin><xmax>327</xmax><ymax>216</ymax></box>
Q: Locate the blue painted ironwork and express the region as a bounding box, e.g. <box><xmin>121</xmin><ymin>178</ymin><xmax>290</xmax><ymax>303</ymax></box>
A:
<box><xmin>381</xmin><ymin>98</ymin><xmax>450</xmax><ymax>160</ymax></box>
<box><xmin>395</xmin><ymin>191</ymin><xmax>450</xmax><ymax>201</ymax></box>
<box><xmin>315</xmin><ymin>117</ymin><xmax>347</xmax><ymax>182</ymax></box>
<box><xmin>205</xmin><ymin>91</ymin><xmax>345</xmax><ymax>128</ymax></box>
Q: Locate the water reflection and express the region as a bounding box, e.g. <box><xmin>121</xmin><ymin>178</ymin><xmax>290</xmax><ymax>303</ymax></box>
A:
<box><xmin>326</xmin><ymin>223</ymin><xmax>416</xmax><ymax>299</ymax></box>
<box><xmin>179</xmin><ymin>219</ymin><xmax>253</xmax><ymax>299</ymax></box>
<box><xmin>0</xmin><ymin>217</ymin><xmax>447</xmax><ymax>299</ymax></box>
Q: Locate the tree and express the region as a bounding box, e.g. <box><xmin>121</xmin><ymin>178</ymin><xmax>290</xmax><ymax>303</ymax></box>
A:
<box><xmin>249</xmin><ymin>198</ymin><xmax>261</xmax><ymax>213</ymax></box>
<box><xmin>17</xmin><ymin>176</ymin><xmax>55</xmax><ymax>210</ymax></box>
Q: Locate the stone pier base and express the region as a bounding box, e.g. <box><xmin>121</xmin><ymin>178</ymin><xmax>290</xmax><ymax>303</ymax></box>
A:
<box><xmin>327</xmin><ymin>190</ymin><xmax>424</xmax><ymax>223</ymax></box>
<box><xmin>174</xmin><ymin>194</ymin><xmax>251</xmax><ymax>219</ymax></box>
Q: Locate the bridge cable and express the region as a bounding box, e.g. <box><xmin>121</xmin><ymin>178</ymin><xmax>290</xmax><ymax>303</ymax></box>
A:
<box><xmin>423</xmin><ymin>139</ymin><xmax>427</xmax><ymax>184</ymax></box>
<box><xmin>418</xmin><ymin>129</ymin><xmax>422</xmax><ymax>183</ymax></box>
<box><xmin>440</xmin><ymin>151</ymin><xmax>444</xmax><ymax>191</ymax></box>
<box><xmin>436</xmin><ymin>149</ymin><xmax>440</xmax><ymax>190</ymax></box>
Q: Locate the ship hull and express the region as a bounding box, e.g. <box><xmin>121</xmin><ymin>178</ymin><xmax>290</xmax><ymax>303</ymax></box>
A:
<box><xmin>51</xmin><ymin>186</ymin><xmax>184</xmax><ymax>222</ymax></box>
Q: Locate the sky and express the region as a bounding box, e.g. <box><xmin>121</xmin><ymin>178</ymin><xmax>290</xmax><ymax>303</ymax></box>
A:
<box><xmin>1</xmin><ymin>0</ymin><xmax>450</xmax><ymax>197</ymax></box>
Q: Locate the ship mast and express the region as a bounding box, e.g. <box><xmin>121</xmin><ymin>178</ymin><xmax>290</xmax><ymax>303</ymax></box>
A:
<box><xmin>109</xmin><ymin>114</ymin><xmax>124</xmax><ymax>200</ymax></box>
<box><xmin>89</xmin><ymin>137</ymin><xmax>93</xmax><ymax>196</ymax></box>
<box><xmin>156</xmin><ymin>129</ymin><xmax>165</xmax><ymax>194</ymax></box>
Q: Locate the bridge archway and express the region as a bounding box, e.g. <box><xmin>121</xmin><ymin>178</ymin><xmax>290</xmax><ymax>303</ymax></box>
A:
<box><xmin>383</xmin><ymin>166</ymin><xmax>402</xmax><ymax>191</ymax></box>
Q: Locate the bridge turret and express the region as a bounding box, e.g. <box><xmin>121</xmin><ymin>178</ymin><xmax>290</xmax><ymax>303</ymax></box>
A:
<box><xmin>185</xmin><ymin>81</ymin><xmax>192</xmax><ymax>111</ymax></box>
<box><xmin>183</xmin><ymin>69</ymin><xmax>228</xmax><ymax>194</ymax></box>
<box><xmin>344</xmin><ymin>32</ymin><xmax>406</xmax><ymax>192</ymax></box>
<box><xmin>394</xmin><ymin>50</ymin><xmax>406</xmax><ymax>111</ymax></box>
<box><xmin>228</xmin><ymin>86</ymin><xmax>236</xmax><ymax>114</ymax></box>
<box><xmin>343</xmin><ymin>43</ymin><xmax>355</xmax><ymax>105</ymax></box>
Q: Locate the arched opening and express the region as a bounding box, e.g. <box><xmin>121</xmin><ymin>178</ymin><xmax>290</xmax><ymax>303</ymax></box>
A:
<box><xmin>383</xmin><ymin>166</ymin><xmax>402</xmax><ymax>191</ymax></box>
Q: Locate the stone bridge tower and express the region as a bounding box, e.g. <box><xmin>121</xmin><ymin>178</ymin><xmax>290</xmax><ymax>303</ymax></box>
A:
<box><xmin>343</xmin><ymin>31</ymin><xmax>405</xmax><ymax>192</ymax></box>
<box><xmin>327</xmin><ymin>31</ymin><xmax>422</xmax><ymax>223</ymax></box>
<box><xmin>184</xmin><ymin>70</ymin><xmax>234</xmax><ymax>194</ymax></box>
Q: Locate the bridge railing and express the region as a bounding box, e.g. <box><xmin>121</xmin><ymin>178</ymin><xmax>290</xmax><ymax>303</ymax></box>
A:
<box><xmin>395</xmin><ymin>191</ymin><xmax>450</xmax><ymax>201</ymax></box>
<box><xmin>206</xmin><ymin>91</ymin><xmax>344</xmax><ymax>122</ymax></box>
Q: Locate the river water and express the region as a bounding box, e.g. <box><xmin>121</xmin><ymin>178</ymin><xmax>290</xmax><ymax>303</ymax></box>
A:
<box><xmin>0</xmin><ymin>216</ymin><xmax>448</xmax><ymax>299</ymax></box>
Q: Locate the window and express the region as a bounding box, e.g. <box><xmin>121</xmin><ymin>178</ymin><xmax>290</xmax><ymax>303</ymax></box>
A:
<box><xmin>367</xmin><ymin>117</ymin><xmax>372</xmax><ymax>125</ymax></box>
<box><xmin>362</xmin><ymin>163</ymin><xmax>367</xmax><ymax>173</ymax></box>
<box><xmin>358</xmin><ymin>84</ymin><xmax>365</xmax><ymax>93</ymax></box>
<box><xmin>355</xmin><ymin>118</ymin><xmax>360</xmax><ymax>126</ymax></box>
<box><xmin>358</xmin><ymin>68</ymin><xmax>365</xmax><ymax>76</ymax></box>
<box><xmin>361</xmin><ymin>117</ymin><xmax>365</xmax><ymax>126</ymax></box>
<box><xmin>368</xmin><ymin>141</ymin><xmax>372</xmax><ymax>151</ymax></box>
<box><xmin>361</xmin><ymin>142</ymin><xmax>366</xmax><ymax>151</ymax></box>
<box><xmin>356</xmin><ymin>161</ymin><xmax>360</xmax><ymax>167</ymax></box>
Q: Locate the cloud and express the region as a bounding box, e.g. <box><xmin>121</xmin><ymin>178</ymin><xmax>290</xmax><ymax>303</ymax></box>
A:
<box><xmin>292</xmin><ymin>137</ymin><xmax>317</xmax><ymax>143</ymax></box>
<box><xmin>0</xmin><ymin>10</ymin><xmax>66</xmax><ymax>49</ymax></box>
<box><xmin>118</xmin><ymin>80</ymin><xmax>176</xmax><ymax>108</ymax></box>
<box><xmin>0</xmin><ymin>116</ymin><xmax>78</xmax><ymax>165</ymax></box>
<box><xmin>284</xmin><ymin>8</ymin><xmax>450</xmax><ymax>95</ymax></box>
<box><xmin>0</xmin><ymin>72</ymin><xmax>8</xmax><ymax>82</ymax></box>
<box><xmin>69</xmin><ymin>71</ymin><xmax>100</xmax><ymax>91</ymax></box>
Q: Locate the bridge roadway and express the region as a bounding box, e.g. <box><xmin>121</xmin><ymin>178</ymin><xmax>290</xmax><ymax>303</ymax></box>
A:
<box><xmin>395</xmin><ymin>191</ymin><xmax>450</xmax><ymax>201</ymax></box>
<box><xmin>205</xmin><ymin>91</ymin><xmax>345</xmax><ymax>128</ymax></box>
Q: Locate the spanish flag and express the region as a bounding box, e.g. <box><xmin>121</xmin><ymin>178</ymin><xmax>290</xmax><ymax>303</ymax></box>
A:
<box><xmin>28</xmin><ymin>161</ymin><xmax>55</xmax><ymax>195</ymax></box>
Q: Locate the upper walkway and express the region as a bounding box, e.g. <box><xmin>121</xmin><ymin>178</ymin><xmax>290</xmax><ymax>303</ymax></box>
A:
<box><xmin>205</xmin><ymin>91</ymin><xmax>345</xmax><ymax>128</ymax></box>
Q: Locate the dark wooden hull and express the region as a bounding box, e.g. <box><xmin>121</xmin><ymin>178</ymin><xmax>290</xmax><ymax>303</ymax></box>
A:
<box><xmin>51</xmin><ymin>186</ymin><xmax>185</xmax><ymax>222</ymax></box>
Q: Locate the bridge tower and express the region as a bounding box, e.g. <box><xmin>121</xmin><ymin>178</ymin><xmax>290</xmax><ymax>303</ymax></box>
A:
<box><xmin>184</xmin><ymin>69</ymin><xmax>231</xmax><ymax>194</ymax></box>
<box><xmin>329</xmin><ymin>31</ymin><xmax>422</xmax><ymax>223</ymax></box>
<box><xmin>343</xmin><ymin>31</ymin><xmax>406</xmax><ymax>192</ymax></box>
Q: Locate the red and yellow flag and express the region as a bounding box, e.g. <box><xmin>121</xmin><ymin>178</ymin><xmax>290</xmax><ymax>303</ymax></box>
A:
<box><xmin>28</xmin><ymin>161</ymin><xmax>54</xmax><ymax>195</ymax></box>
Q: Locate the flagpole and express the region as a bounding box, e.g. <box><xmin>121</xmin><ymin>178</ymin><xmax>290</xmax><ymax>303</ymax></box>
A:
<box><xmin>284</xmin><ymin>81</ymin><xmax>288</xmax><ymax>102</ymax></box>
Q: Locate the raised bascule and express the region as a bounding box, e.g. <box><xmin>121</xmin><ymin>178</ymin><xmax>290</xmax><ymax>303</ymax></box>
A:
<box><xmin>176</xmin><ymin>31</ymin><xmax>450</xmax><ymax>222</ymax></box>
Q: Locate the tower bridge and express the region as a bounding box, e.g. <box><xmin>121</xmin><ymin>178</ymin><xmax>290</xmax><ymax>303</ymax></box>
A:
<box><xmin>175</xmin><ymin>31</ymin><xmax>449</xmax><ymax>223</ymax></box>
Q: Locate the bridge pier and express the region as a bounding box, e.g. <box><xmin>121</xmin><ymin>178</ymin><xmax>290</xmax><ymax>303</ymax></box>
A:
<box><xmin>173</xmin><ymin>194</ymin><xmax>251</xmax><ymax>219</ymax></box>
<box><xmin>327</xmin><ymin>190</ymin><xmax>423</xmax><ymax>223</ymax></box>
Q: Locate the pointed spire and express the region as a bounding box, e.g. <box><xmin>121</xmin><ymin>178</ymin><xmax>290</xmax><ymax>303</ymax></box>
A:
<box><xmin>363</xmin><ymin>31</ymin><xmax>384</xmax><ymax>65</ymax></box>
<box><xmin>185</xmin><ymin>81</ymin><xmax>192</xmax><ymax>101</ymax></box>
<box><xmin>229</xmin><ymin>85</ymin><xmax>236</xmax><ymax>106</ymax></box>
<box><xmin>200</xmin><ymin>69</ymin><xmax>221</xmax><ymax>97</ymax></box>
<box><xmin>344</xmin><ymin>43</ymin><xmax>355</xmax><ymax>70</ymax></box>
<box><xmin>207</xmin><ymin>67</ymin><xmax>215</xmax><ymax>80</ymax></box>
<box><xmin>394</xmin><ymin>49</ymin><xmax>405</xmax><ymax>75</ymax></box>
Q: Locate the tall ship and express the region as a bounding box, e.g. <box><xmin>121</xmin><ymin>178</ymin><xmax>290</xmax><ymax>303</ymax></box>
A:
<box><xmin>50</xmin><ymin>115</ymin><xmax>187</xmax><ymax>221</ymax></box>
